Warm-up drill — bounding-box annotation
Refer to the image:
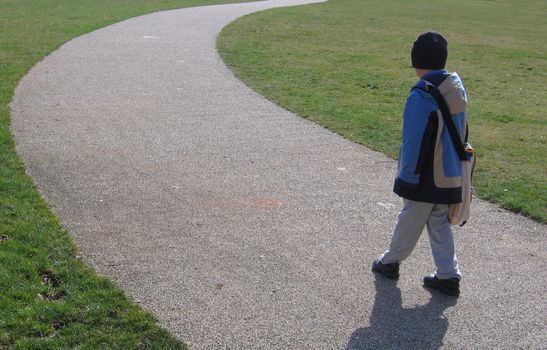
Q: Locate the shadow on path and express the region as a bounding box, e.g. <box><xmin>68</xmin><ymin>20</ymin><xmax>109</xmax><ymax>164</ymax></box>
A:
<box><xmin>346</xmin><ymin>275</ymin><xmax>457</xmax><ymax>350</ymax></box>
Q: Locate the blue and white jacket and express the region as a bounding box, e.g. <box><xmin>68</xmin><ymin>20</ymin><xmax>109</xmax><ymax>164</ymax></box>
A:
<box><xmin>393</xmin><ymin>70</ymin><xmax>468</xmax><ymax>204</ymax></box>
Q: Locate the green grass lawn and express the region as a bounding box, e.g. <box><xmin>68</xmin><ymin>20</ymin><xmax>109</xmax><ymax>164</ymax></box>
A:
<box><xmin>218</xmin><ymin>0</ymin><xmax>547</xmax><ymax>223</ymax></box>
<box><xmin>0</xmin><ymin>0</ymin><xmax>248</xmax><ymax>348</ymax></box>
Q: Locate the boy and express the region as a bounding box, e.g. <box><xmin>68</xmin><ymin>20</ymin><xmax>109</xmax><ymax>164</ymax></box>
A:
<box><xmin>372</xmin><ymin>32</ymin><xmax>468</xmax><ymax>296</ymax></box>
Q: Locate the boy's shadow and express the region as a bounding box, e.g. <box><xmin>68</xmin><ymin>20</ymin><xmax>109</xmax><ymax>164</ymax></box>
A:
<box><xmin>346</xmin><ymin>275</ymin><xmax>457</xmax><ymax>350</ymax></box>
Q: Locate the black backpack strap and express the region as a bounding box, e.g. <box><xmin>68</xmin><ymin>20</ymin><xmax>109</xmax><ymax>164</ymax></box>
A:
<box><xmin>416</xmin><ymin>81</ymin><xmax>468</xmax><ymax>161</ymax></box>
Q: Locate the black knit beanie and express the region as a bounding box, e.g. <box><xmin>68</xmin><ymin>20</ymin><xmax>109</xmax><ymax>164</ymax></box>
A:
<box><xmin>411</xmin><ymin>32</ymin><xmax>448</xmax><ymax>70</ymax></box>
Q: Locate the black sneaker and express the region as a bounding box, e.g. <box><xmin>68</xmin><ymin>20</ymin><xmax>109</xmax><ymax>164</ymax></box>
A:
<box><xmin>372</xmin><ymin>258</ymin><xmax>399</xmax><ymax>280</ymax></box>
<box><xmin>423</xmin><ymin>275</ymin><xmax>460</xmax><ymax>296</ymax></box>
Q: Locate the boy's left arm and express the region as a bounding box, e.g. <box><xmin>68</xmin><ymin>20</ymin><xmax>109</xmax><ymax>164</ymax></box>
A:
<box><xmin>398</xmin><ymin>90</ymin><xmax>431</xmax><ymax>185</ymax></box>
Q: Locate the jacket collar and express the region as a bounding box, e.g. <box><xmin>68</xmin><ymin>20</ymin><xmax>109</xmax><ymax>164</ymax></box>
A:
<box><xmin>420</xmin><ymin>69</ymin><xmax>450</xmax><ymax>87</ymax></box>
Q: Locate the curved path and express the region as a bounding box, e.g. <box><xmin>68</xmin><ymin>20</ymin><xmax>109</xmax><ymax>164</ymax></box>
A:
<box><xmin>11</xmin><ymin>0</ymin><xmax>546</xmax><ymax>348</ymax></box>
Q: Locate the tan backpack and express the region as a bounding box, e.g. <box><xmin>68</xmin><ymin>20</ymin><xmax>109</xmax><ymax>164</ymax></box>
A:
<box><xmin>423</xmin><ymin>81</ymin><xmax>476</xmax><ymax>226</ymax></box>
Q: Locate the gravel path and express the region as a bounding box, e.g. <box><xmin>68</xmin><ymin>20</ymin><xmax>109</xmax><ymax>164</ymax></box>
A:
<box><xmin>11</xmin><ymin>0</ymin><xmax>546</xmax><ymax>348</ymax></box>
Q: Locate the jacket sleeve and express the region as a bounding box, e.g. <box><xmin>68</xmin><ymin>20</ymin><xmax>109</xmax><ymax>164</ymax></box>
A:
<box><xmin>397</xmin><ymin>89</ymin><xmax>431</xmax><ymax>184</ymax></box>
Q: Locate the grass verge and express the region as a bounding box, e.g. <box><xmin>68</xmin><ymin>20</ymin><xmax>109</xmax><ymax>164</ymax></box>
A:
<box><xmin>1</xmin><ymin>0</ymin><xmax>248</xmax><ymax>348</ymax></box>
<box><xmin>218</xmin><ymin>0</ymin><xmax>546</xmax><ymax>223</ymax></box>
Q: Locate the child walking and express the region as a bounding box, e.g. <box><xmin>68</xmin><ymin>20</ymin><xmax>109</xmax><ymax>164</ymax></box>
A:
<box><xmin>372</xmin><ymin>32</ymin><xmax>469</xmax><ymax>296</ymax></box>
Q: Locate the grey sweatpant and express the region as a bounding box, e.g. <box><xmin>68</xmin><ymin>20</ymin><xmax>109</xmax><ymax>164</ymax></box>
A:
<box><xmin>380</xmin><ymin>199</ymin><xmax>461</xmax><ymax>279</ymax></box>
